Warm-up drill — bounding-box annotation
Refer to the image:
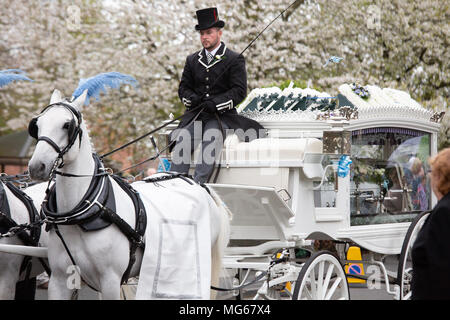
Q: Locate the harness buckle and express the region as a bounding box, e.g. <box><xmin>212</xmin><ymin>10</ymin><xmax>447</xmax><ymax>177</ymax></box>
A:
<box><xmin>19</xmin><ymin>182</ymin><xmax>29</xmax><ymax>189</ymax></box>
<box><xmin>103</xmin><ymin>168</ymin><xmax>114</xmax><ymax>175</ymax></box>
<box><xmin>133</xmin><ymin>235</ymin><xmax>145</xmax><ymax>248</ymax></box>
<box><xmin>58</xmin><ymin>217</ymin><xmax>69</xmax><ymax>224</ymax></box>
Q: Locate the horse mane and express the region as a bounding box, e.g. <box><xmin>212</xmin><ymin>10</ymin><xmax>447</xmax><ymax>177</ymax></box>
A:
<box><xmin>82</xmin><ymin>117</ymin><xmax>97</xmax><ymax>153</ymax></box>
<box><xmin>71</xmin><ymin>72</ymin><xmax>138</xmax><ymax>106</ymax></box>
<box><xmin>0</xmin><ymin>69</ymin><xmax>33</xmax><ymax>88</ymax></box>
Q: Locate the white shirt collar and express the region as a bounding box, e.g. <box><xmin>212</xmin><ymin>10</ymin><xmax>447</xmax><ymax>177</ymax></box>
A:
<box><xmin>206</xmin><ymin>43</ymin><xmax>221</xmax><ymax>57</ymax></box>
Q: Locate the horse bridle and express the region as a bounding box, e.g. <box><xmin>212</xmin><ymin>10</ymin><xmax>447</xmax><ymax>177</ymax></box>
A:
<box><xmin>28</xmin><ymin>101</ymin><xmax>83</xmax><ymax>169</ymax></box>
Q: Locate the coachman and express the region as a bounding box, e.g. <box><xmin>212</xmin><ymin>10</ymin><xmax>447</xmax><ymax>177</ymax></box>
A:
<box><xmin>170</xmin><ymin>7</ymin><xmax>265</xmax><ymax>184</ymax></box>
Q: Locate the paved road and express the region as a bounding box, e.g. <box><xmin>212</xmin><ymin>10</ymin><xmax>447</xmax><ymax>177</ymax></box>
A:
<box><xmin>36</xmin><ymin>252</ymin><xmax>398</xmax><ymax>300</ymax></box>
<box><xmin>36</xmin><ymin>255</ymin><xmax>399</xmax><ymax>300</ymax></box>
<box><xmin>35</xmin><ymin>284</ymin><xmax>395</xmax><ymax>300</ymax></box>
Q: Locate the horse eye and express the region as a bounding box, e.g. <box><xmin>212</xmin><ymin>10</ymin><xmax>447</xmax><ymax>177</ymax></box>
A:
<box><xmin>62</xmin><ymin>122</ymin><xmax>70</xmax><ymax>130</ymax></box>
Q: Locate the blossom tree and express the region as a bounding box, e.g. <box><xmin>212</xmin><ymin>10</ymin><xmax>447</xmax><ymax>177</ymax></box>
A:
<box><xmin>1</xmin><ymin>0</ymin><xmax>448</xmax><ymax>172</ymax></box>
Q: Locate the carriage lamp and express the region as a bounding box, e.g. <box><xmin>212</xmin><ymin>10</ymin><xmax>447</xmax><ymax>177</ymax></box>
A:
<box><xmin>321</xmin><ymin>130</ymin><xmax>351</xmax><ymax>195</ymax></box>
<box><xmin>322</xmin><ymin>130</ymin><xmax>351</xmax><ymax>156</ymax></box>
<box><xmin>154</xmin><ymin>133</ymin><xmax>171</xmax><ymax>159</ymax></box>
<box><xmin>154</xmin><ymin>120</ymin><xmax>179</xmax><ymax>160</ymax></box>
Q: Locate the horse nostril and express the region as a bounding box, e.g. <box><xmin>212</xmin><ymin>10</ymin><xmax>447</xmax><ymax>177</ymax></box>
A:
<box><xmin>29</xmin><ymin>162</ymin><xmax>47</xmax><ymax>180</ymax></box>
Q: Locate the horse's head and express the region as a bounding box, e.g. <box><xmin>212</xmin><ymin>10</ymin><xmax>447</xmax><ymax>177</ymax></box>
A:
<box><xmin>28</xmin><ymin>89</ymin><xmax>88</xmax><ymax>181</ymax></box>
<box><xmin>28</xmin><ymin>71</ymin><xmax>138</xmax><ymax>181</ymax></box>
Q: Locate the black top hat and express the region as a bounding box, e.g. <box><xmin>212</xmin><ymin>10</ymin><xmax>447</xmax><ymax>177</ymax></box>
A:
<box><xmin>195</xmin><ymin>7</ymin><xmax>225</xmax><ymax>31</ymax></box>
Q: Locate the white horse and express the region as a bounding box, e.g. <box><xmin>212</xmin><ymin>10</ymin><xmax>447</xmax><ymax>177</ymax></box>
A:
<box><xmin>0</xmin><ymin>68</ymin><xmax>49</xmax><ymax>299</ymax></box>
<box><xmin>0</xmin><ymin>180</ymin><xmax>48</xmax><ymax>299</ymax></box>
<box><xmin>28</xmin><ymin>88</ymin><xmax>230</xmax><ymax>300</ymax></box>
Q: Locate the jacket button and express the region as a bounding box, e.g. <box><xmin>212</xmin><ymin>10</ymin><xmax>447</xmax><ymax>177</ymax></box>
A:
<box><xmin>206</xmin><ymin>69</ymin><xmax>209</xmax><ymax>72</ymax></box>
<box><xmin>206</xmin><ymin>85</ymin><xmax>209</xmax><ymax>89</ymax></box>
<box><xmin>206</xmin><ymin>94</ymin><xmax>210</xmax><ymax>97</ymax></box>
<box><xmin>206</xmin><ymin>77</ymin><xmax>209</xmax><ymax>81</ymax></box>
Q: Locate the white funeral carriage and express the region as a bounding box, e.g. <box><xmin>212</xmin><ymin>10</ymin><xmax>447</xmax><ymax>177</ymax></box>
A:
<box><xmin>160</xmin><ymin>83</ymin><xmax>445</xmax><ymax>300</ymax></box>
<box><xmin>0</xmin><ymin>78</ymin><xmax>444</xmax><ymax>301</ymax></box>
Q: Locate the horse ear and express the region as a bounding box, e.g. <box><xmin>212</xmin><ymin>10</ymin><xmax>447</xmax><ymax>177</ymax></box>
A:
<box><xmin>50</xmin><ymin>89</ymin><xmax>63</xmax><ymax>104</ymax></box>
<box><xmin>71</xmin><ymin>89</ymin><xmax>88</xmax><ymax>111</ymax></box>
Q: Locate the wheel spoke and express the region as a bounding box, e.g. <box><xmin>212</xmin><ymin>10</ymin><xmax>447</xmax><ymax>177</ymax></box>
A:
<box><xmin>324</xmin><ymin>276</ymin><xmax>342</xmax><ymax>300</ymax></box>
<box><xmin>303</xmin><ymin>287</ymin><xmax>313</xmax><ymax>300</ymax></box>
<box><xmin>309</xmin><ymin>268</ymin><xmax>317</xmax><ymax>299</ymax></box>
<box><xmin>296</xmin><ymin>253</ymin><xmax>349</xmax><ymax>300</ymax></box>
<box><xmin>317</xmin><ymin>261</ymin><xmax>325</xmax><ymax>299</ymax></box>
<box><xmin>322</xmin><ymin>263</ymin><xmax>335</xmax><ymax>299</ymax></box>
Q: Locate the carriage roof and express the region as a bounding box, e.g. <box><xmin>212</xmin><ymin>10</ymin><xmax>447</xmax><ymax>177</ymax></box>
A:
<box><xmin>235</xmin><ymin>83</ymin><xmax>443</xmax><ymax>135</ymax></box>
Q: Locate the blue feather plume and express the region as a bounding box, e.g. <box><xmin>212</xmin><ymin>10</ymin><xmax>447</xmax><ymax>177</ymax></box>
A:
<box><xmin>323</xmin><ymin>56</ymin><xmax>344</xmax><ymax>67</ymax></box>
<box><xmin>72</xmin><ymin>72</ymin><xmax>139</xmax><ymax>105</ymax></box>
<box><xmin>0</xmin><ymin>69</ymin><xmax>26</xmax><ymax>74</ymax></box>
<box><xmin>0</xmin><ymin>69</ymin><xmax>33</xmax><ymax>88</ymax></box>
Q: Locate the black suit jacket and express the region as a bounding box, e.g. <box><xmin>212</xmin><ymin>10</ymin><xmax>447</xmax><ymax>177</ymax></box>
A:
<box><xmin>411</xmin><ymin>191</ymin><xmax>450</xmax><ymax>299</ymax></box>
<box><xmin>179</xmin><ymin>42</ymin><xmax>246</xmax><ymax>113</ymax></box>
<box><xmin>176</xmin><ymin>42</ymin><xmax>264</xmax><ymax>139</ymax></box>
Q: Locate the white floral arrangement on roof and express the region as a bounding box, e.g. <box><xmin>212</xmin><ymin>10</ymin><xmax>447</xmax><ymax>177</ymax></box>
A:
<box><xmin>338</xmin><ymin>83</ymin><xmax>438</xmax><ymax>123</ymax></box>
<box><xmin>350</xmin><ymin>82</ymin><xmax>370</xmax><ymax>100</ymax></box>
<box><xmin>237</xmin><ymin>83</ymin><xmax>441</xmax><ymax>125</ymax></box>
<box><xmin>237</xmin><ymin>87</ymin><xmax>282</xmax><ymax>113</ymax></box>
<box><xmin>237</xmin><ymin>83</ymin><xmax>346</xmax><ymax>123</ymax></box>
<box><xmin>237</xmin><ymin>84</ymin><xmax>333</xmax><ymax>113</ymax></box>
<box><xmin>382</xmin><ymin>88</ymin><xmax>423</xmax><ymax>109</ymax></box>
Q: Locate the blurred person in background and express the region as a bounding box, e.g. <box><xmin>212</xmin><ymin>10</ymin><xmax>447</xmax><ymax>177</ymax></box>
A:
<box><xmin>412</xmin><ymin>148</ymin><xmax>450</xmax><ymax>299</ymax></box>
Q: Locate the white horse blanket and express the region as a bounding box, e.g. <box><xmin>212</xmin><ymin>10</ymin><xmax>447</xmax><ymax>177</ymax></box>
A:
<box><xmin>132</xmin><ymin>174</ymin><xmax>216</xmax><ymax>299</ymax></box>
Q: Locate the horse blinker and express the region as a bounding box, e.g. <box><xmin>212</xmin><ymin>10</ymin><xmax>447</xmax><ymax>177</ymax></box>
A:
<box><xmin>28</xmin><ymin>118</ymin><xmax>38</xmax><ymax>139</ymax></box>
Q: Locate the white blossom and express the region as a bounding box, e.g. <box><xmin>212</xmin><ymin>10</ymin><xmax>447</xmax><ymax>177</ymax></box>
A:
<box><xmin>0</xmin><ymin>0</ymin><xmax>448</xmax><ymax>170</ymax></box>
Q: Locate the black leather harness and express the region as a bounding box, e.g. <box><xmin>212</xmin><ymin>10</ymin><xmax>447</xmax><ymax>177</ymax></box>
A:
<box><xmin>42</xmin><ymin>154</ymin><xmax>147</xmax><ymax>286</ymax></box>
<box><xmin>0</xmin><ymin>181</ymin><xmax>49</xmax><ymax>276</ymax></box>
<box><xmin>43</xmin><ymin>155</ymin><xmax>116</xmax><ymax>231</ymax></box>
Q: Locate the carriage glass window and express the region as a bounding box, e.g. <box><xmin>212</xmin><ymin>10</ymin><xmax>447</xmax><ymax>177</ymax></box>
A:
<box><xmin>350</xmin><ymin>128</ymin><xmax>431</xmax><ymax>226</ymax></box>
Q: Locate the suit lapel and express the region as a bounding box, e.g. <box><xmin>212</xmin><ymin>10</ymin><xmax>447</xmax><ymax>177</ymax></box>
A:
<box><xmin>197</xmin><ymin>49</ymin><xmax>209</xmax><ymax>68</ymax></box>
<box><xmin>197</xmin><ymin>42</ymin><xmax>227</xmax><ymax>69</ymax></box>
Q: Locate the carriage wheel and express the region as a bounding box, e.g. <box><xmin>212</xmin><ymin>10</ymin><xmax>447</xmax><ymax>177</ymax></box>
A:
<box><xmin>396</xmin><ymin>211</ymin><xmax>430</xmax><ymax>300</ymax></box>
<box><xmin>292</xmin><ymin>251</ymin><xmax>349</xmax><ymax>300</ymax></box>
